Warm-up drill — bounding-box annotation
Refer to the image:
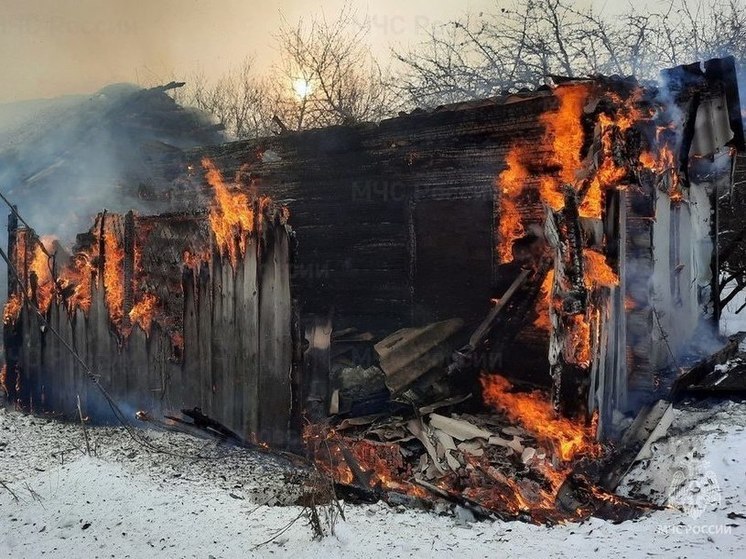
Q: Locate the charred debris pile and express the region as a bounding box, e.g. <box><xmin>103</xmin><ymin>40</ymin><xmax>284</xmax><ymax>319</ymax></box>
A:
<box><xmin>2</xmin><ymin>58</ymin><xmax>745</xmax><ymax>523</ymax></box>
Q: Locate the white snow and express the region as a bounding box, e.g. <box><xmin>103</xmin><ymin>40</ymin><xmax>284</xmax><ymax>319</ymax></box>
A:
<box><xmin>720</xmin><ymin>286</ymin><xmax>746</xmax><ymax>338</ymax></box>
<box><xmin>2</xmin><ymin>401</ymin><xmax>745</xmax><ymax>558</ymax></box>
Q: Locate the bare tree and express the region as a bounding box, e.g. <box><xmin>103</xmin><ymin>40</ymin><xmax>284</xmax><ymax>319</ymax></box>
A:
<box><xmin>270</xmin><ymin>4</ymin><xmax>392</xmax><ymax>130</ymax></box>
<box><xmin>178</xmin><ymin>58</ymin><xmax>272</xmax><ymax>140</ymax></box>
<box><xmin>394</xmin><ymin>0</ymin><xmax>746</xmax><ymax>108</ymax></box>
<box><xmin>176</xmin><ymin>5</ymin><xmax>391</xmax><ymax>135</ymax></box>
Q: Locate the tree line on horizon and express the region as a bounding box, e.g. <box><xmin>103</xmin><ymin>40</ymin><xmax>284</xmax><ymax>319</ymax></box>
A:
<box><xmin>169</xmin><ymin>0</ymin><xmax>745</xmax><ymax>139</ymax></box>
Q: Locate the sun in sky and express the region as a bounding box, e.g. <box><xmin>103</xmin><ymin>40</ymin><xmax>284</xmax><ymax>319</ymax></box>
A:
<box><xmin>292</xmin><ymin>78</ymin><xmax>313</xmax><ymax>99</ymax></box>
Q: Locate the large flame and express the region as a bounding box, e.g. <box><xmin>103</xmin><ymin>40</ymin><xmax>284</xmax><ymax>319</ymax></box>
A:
<box><xmin>498</xmin><ymin>84</ymin><xmax>661</xmax><ymax>264</ymax></box>
<box><xmin>497</xmin><ymin>84</ymin><xmax>591</xmax><ymax>262</ymax></box>
<box><xmin>203</xmin><ymin>158</ymin><xmax>255</xmax><ymax>268</ymax></box>
<box><xmin>542</xmin><ymin>84</ymin><xmax>588</xmax><ymax>191</ymax></box>
<box><xmin>533</xmin><ymin>269</ymin><xmax>555</xmax><ymax>331</ymax></box>
<box><xmin>103</xmin><ymin>230</ymin><xmax>125</xmax><ymax>329</ymax></box>
<box><xmin>583</xmin><ymin>249</ymin><xmax>619</xmax><ymax>287</ymax></box>
<box><xmin>496</xmin><ymin>149</ymin><xmax>529</xmax><ymax>262</ymax></box>
<box><xmin>3</xmin><ymin>161</ymin><xmax>283</xmax><ymax>350</ymax></box>
<box><xmin>3</xmin><ymin>294</ymin><xmax>22</xmax><ymax>325</ymax></box>
<box><xmin>129</xmin><ymin>292</ymin><xmax>158</xmax><ymax>334</ymax></box>
<box><xmin>29</xmin><ymin>236</ymin><xmax>56</xmax><ymax>312</ymax></box>
<box><xmin>3</xmin><ymin>234</ymin><xmax>59</xmax><ymax>322</ymax></box>
<box><xmin>480</xmin><ymin>373</ymin><xmax>600</xmax><ymax>461</ymax></box>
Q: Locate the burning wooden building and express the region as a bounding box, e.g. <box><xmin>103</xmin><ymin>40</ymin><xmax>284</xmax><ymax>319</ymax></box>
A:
<box><xmin>2</xmin><ymin>167</ymin><xmax>295</xmax><ymax>446</ymax></box>
<box><xmin>154</xmin><ymin>57</ymin><xmax>741</xmax><ymax>436</ymax></box>
<box><xmin>1</xmin><ymin>56</ymin><xmax>744</xmax><ymax>521</ymax></box>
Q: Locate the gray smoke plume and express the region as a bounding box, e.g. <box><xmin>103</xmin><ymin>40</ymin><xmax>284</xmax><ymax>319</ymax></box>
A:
<box><xmin>0</xmin><ymin>82</ymin><xmax>223</xmax><ymax>303</ymax></box>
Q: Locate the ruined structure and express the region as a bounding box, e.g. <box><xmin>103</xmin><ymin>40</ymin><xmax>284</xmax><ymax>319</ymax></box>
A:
<box><xmin>3</xmin><ymin>169</ymin><xmax>294</xmax><ymax>446</ymax></box>
<box><xmin>148</xmin><ymin>57</ymin><xmax>742</xmax><ymax>436</ymax></box>
<box><xmin>2</xmin><ymin>57</ymin><xmax>743</xmax><ymax>522</ymax></box>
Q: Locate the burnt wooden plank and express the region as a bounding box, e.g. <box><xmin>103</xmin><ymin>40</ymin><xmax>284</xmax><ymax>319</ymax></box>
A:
<box><xmin>27</xmin><ymin>308</ymin><xmax>42</xmax><ymax>412</ymax></box>
<box><xmin>237</xmin><ymin>240</ymin><xmax>260</xmax><ymax>437</ymax></box>
<box><xmin>127</xmin><ymin>324</ymin><xmax>149</xmax><ymax>412</ymax></box>
<box><xmin>258</xmin><ymin>224</ymin><xmax>292</xmax><ymax>445</ymax></box>
<box><xmin>72</xmin><ymin>309</ymin><xmax>89</xmax><ymax>413</ymax></box>
<box><xmin>181</xmin><ymin>268</ymin><xmax>201</xmax><ymax>410</ymax></box>
<box><xmin>197</xmin><ymin>262</ymin><xmax>213</xmax><ymax>414</ymax></box>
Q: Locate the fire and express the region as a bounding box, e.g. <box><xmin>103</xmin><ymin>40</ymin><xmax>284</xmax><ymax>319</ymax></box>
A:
<box><xmin>533</xmin><ymin>269</ymin><xmax>554</xmax><ymax>330</ymax></box>
<box><xmin>304</xmin><ymin>424</ymin><xmax>426</xmax><ymax>497</ymax></box>
<box><xmin>202</xmin><ymin>158</ymin><xmax>255</xmax><ymax>268</ymax></box>
<box><xmin>480</xmin><ymin>373</ymin><xmax>600</xmax><ymax>461</ymax></box>
<box><xmin>639</xmin><ymin>151</ymin><xmax>656</xmax><ymax>168</ymax></box>
<box><xmin>129</xmin><ymin>292</ymin><xmax>158</xmax><ymax>333</ymax></box>
<box><xmin>497</xmin><ymin>85</ymin><xmax>591</xmax><ymax>263</ymax></box>
<box><xmin>579</xmin><ymin>93</ymin><xmax>648</xmax><ymax>219</ymax></box>
<box><xmin>183</xmin><ymin>249</ymin><xmax>210</xmax><ymax>270</ymax></box>
<box><xmin>496</xmin><ymin>85</ymin><xmax>643</xmax><ymax>380</ymax></box>
<box><xmin>569</xmin><ymin>314</ymin><xmax>591</xmax><ymax>366</ymax></box>
<box><xmin>59</xmin><ymin>252</ymin><xmax>95</xmax><ymax>314</ymax></box>
<box><xmin>3</xmin><ymin>235</ymin><xmax>60</xmax><ymax>322</ymax></box>
<box><xmin>639</xmin><ymin>145</ymin><xmax>682</xmax><ymax>201</ymax></box>
<box><xmin>29</xmin><ymin>236</ymin><xmax>56</xmax><ymax>312</ymax></box>
<box><xmin>498</xmin><ymin>83</ymin><xmax>657</xmax><ymax>257</ymax></box>
<box><xmin>103</xmin><ymin>230</ymin><xmax>125</xmax><ymax>329</ymax></box>
<box><xmin>541</xmin><ymin>84</ymin><xmax>589</xmax><ymax>189</ymax></box>
<box><xmin>3</xmin><ymin>294</ymin><xmax>22</xmax><ymax>325</ymax></box>
<box><xmin>583</xmin><ymin>249</ymin><xmax>619</xmax><ymax>287</ymax></box>
<box><xmin>496</xmin><ymin>149</ymin><xmax>529</xmax><ymax>262</ymax></box>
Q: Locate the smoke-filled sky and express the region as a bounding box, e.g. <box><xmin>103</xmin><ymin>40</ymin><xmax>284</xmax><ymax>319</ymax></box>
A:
<box><xmin>0</xmin><ymin>0</ymin><xmax>628</xmax><ymax>104</ymax></box>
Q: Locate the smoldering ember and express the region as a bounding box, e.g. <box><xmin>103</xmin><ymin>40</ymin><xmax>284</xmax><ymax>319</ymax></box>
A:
<box><xmin>2</xmin><ymin>4</ymin><xmax>746</xmax><ymax>558</ymax></box>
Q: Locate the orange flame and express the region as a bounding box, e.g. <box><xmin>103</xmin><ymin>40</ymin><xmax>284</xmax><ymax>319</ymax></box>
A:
<box><xmin>59</xmin><ymin>252</ymin><xmax>95</xmax><ymax>315</ymax></box>
<box><xmin>304</xmin><ymin>424</ymin><xmax>427</xmax><ymax>497</ymax></box>
<box><xmin>129</xmin><ymin>292</ymin><xmax>158</xmax><ymax>334</ymax></box>
<box><xmin>569</xmin><ymin>314</ymin><xmax>592</xmax><ymax>366</ymax></box>
<box><xmin>480</xmin><ymin>374</ymin><xmax>600</xmax><ymax>461</ymax></box>
<box><xmin>29</xmin><ymin>236</ymin><xmax>56</xmax><ymax>312</ymax></box>
<box><xmin>639</xmin><ymin>145</ymin><xmax>682</xmax><ymax>201</ymax></box>
<box><xmin>533</xmin><ymin>269</ymin><xmax>555</xmax><ymax>330</ymax></box>
<box><xmin>202</xmin><ymin>158</ymin><xmax>255</xmax><ymax>268</ymax></box>
<box><xmin>497</xmin><ymin>85</ymin><xmax>592</xmax><ymax>262</ymax></box>
<box><xmin>496</xmin><ymin>149</ymin><xmax>529</xmax><ymax>262</ymax></box>
<box><xmin>542</xmin><ymin>84</ymin><xmax>589</xmax><ymax>188</ymax></box>
<box><xmin>3</xmin><ymin>294</ymin><xmax>22</xmax><ymax>325</ymax></box>
<box><xmin>583</xmin><ymin>250</ymin><xmax>619</xmax><ymax>287</ymax></box>
<box><xmin>103</xmin><ymin>230</ymin><xmax>124</xmax><ymax>329</ymax></box>
<box><xmin>4</xmin><ymin>234</ymin><xmax>59</xmax><ymax>323</ymax></box>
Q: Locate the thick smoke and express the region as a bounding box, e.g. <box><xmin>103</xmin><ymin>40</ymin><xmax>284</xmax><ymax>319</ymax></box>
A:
<box><xmin>0</xmin><ymin>82</ymin><xmax>223</xmax><ymax>302</ymax></box>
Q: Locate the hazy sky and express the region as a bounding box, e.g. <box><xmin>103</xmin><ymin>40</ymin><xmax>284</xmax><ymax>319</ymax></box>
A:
<box><xmin>0</xmin><ymin>0</ymin><xmax>625</xmax><ymax>104</ymax></box>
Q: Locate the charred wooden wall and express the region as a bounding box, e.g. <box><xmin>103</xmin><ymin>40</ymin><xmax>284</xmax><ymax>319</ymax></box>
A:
<box><xmin>149</xmin><ymin>94</ymin><xmax>558</xmax><ymax>343</ymax></box>
<box><xmin>3</xmin><ymin>210</ymin><xmax>295</xmax><ymax>446</ymax></box>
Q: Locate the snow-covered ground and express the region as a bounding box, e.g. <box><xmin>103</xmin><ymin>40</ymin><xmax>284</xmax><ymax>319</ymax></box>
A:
<box><xmin>720</xmin><ymin>286</ymin><xmax>746</xmax><ymax>337</ymax></box>
<box><xmin>1</xmin><ymin>401</ymin><xmax>745</xmax><ymax>559</ymax></box>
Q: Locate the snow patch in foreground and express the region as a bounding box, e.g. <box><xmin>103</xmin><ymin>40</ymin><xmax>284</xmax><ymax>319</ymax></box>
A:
<box><xmin>1</xmin><ymin>403</ymin><xmax>745</xmax><ymax>558</ymax></box>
